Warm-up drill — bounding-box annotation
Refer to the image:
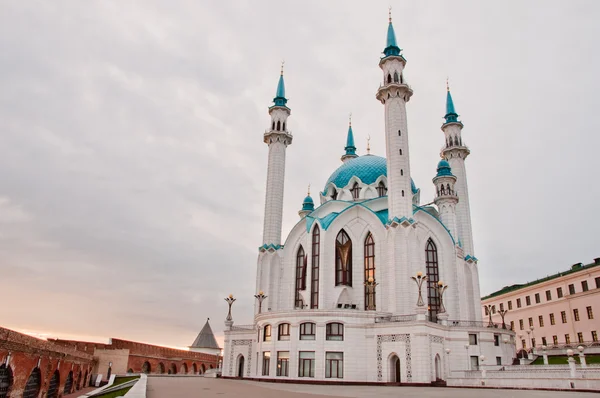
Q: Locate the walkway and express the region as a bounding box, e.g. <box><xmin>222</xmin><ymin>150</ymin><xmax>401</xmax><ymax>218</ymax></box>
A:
<box><xmin>146</xmin><ymin>377</ymin><xmax>596</xmax><ymax>397</ymax></box>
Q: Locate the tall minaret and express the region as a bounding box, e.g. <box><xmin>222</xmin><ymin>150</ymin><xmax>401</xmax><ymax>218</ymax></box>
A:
<box><xmin>262</xmin><ymin>65</ymin><xmax>293</xmax><ymax>247</ymax></box>
<box><xmin>440</xmin><ymin>84</ymin><xmax>474</xmax><ymax>255</ymax></box>
<box><xmin>341</xmin><ymin>115</ymin><xmax>358</xmax><ymax>162</ymax></box>
<box><xmin>432</xmin><ymin>160</ymin><xmax>459</xmax><ymax>240</ymax></box>
<box><xmin>376</xmin><ymin>11</ymin><xmax>414</xmax><ymax>219</ymax></box>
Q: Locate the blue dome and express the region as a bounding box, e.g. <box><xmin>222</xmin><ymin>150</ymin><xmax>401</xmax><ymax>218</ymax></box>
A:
<box><xmin>324</xmin><ymin>155</ymin><xmax>418</xmax><ymax>194</ymax></box>
<box><xmin>436</xmin><ymin>159</ymin><xmax>454</xmax><ymax>177</ymax></box>
<box><xmin>302</xmin><ymin>195</ymin><xmax>314</xmax><ymax>211</ymax></box>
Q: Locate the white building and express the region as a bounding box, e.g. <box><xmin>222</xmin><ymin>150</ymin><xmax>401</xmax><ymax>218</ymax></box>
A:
<box><xmin>223</xmin><ymin>15</ymin><xmax>515</xmax><ymax>384</ymax></box>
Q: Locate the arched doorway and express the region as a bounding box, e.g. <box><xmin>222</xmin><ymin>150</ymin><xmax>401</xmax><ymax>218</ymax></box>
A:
<box><xmin>142</xmin><ymin>361</ymin><xmax>151</xmax><ymax>374</ymax></box>
<box><xmin>64</xmin><ymin>370</ymin><xmax>74</xmax><ymax>395</ymax></box>
<box><xmin>158</xmin><ymin>363</ymin><xmax>165</xmax><ymax>374</ymax></box>
<box><xmin>127</xmin><ymin>368</ymin><xmax>134</xmax><ymax>374</ymax></box>
<box><xmin>47</xmin><ymin>370</ymin><xmax>60</xmax><ymax>398</ymax></box>
<box><xmin>181</xmin><ymin>363</ymin><xmax>188</xmax><ymax>374</ymax></box>
<box><xmin>83</xmin><ymin>370</ymin><xmax>89</xmax><ymax>387</ymax></box>
<box><xmin>201</xmin><ymin>364</ymin><xmax>206</xmax><ymax>374</ymax></box>
<box><xmin>434</xmin><ymin>354</ymin><xmax>442</xmax><ymax>381</ymax></box>
<box><xmin>237</xmin><ymin>355</ymin><xmax>245</xmax><ymax>378</ymax></box>
<box><xmin>170</xmin><ymin>364</ymin><xmax>177</xmax><ymax>374</ymax></box>
<box><xmin>0</xmin><ymin>364</ymin><xmax>13</xmax><ymax>398</ymax></box>
<box><xmin>389</xmin><ymin>355</ymin><xmax>401</xmax><ymax>383</ymax></box>
<box><xmin>23</xmin><ymin>368</ymin><xmax>42</xmax><ymax>398</ymax></box>
<box><xmin>76</xmin><ymin>370</ymin><xmax>82</xmax><ymax>390</ymax></box>
<box><xmin>192</xmin><ymin>363</ymin><xmax>198</xmax><ymax>374</ymax></box>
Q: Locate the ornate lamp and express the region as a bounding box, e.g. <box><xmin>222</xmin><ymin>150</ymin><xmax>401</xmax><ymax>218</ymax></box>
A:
<box><xmin>483</xmin><ymin>304</ymin><xmax>495</xmax><ymax>327</ymax></box>
<box><xmin>411</xmin><ymin>271</ymin><xmax>427</xmax><ymax>307</ymax></box>
<box><xmin>436</xmin><ymin>281</ymin><xmax>448</xmax><ymax>313</ymax></box>
<box><xmin>254</xmin><ymin>291</ymin><xmax>268</xmax><ymax>314</ymax></box>
<box><xmin>498</xmin><ymin>308</ymin><xmax>509</xmax><ymax>329</ymax></box>
<box><xmin>224</xmin><ymin>294</ymin><xmax>236</xmax><ymax>321</ymax></box>
<box><xmin>364</xmin><ymin>276</ymin><xmax>379</xmax><ymax>311</ymax></box>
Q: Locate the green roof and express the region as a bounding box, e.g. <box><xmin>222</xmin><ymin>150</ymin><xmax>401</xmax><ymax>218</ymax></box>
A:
<box><xmin>482</xmin><ymin>259</ymin><xmax>600</xmax><ymax>300</ymax></box>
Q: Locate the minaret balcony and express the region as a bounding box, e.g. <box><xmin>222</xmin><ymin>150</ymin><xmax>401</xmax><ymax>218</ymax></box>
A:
<box><xmin>376</xmin><ymin>83</ymin><xmax>413</xmax><ymax>103</ymax></box>
<box><xmin>264</xmin><ymin>130</ymin><xmax>293</xmax><ymax>145</ymax></box>
<box><xmin>440</xmin><ymin>144</ymin><xmax>470</xmax><ymax>159</ymax></box>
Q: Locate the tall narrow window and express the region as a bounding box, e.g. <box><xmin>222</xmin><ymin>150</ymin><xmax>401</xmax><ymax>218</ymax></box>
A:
<box><xmin>376</xmin><ymin>181</ymin><xmax>387</xmax><ymax>197</ymax></box>
<box><xmin>325</xmin><ymin>352</ymin><xmax>344</xmax><ymax>379</ymax></box>
<box><xmin>335</xmin><ymin>230</ymin><xmax>352</xmax><ymax>286</ymax></box>
<box><xmin>276</xmin><ymin>120</ymin><xmax>281</xmax><ymax>131</ymax></box>
<box><xmin>331</xmin><ymin>188</ymin><xmax>338</xmax><ymax>200</ymax></box>
<box><xmin>276</xmin><ymin>352</ymin><xmax>289</xmax><ymax>376</ymax></box>
<box><xmin>263</xmin><ymin>325</ymin><xmax>271</xmax><ymax>342</ymax></box>
<box><xmin>311</xmin><ymin>226</ymin><xmax>320</xmax><ymax>309</ymax></box>
<box><xmin>295</xmin><ymin>246</ymin><xmax>305</xmax><ymax>308</ymax></box>
<box><xmin>425</xmin><ymin>239</ymin><xmax>440</xmax><ymax>321</ymax></box>
<box><xmin>387</xmin><ymin>74</ymin><xmax>392</xmax><ymax>84</ymax></box>
<box><xmin>351</xmin><ymin>182</ymin><xmax>361</xmax><ymax>200</ymax></box>
<box><xmin>393</xmin><ymin>71</ymin><xmax>399</xmax><ymax>83</ymax></box>
<box><xmin>364</xmin><ymin>233</ymin><xmax>376</xmax><ymax>310</ymax></box>
<box><xmin>282</xmin><ymin>122</ymin><xmax>286</xmax><ymax>131</ymax></box>
<box><xmin>262</xmin><ymin>352</ymin><xmax>270</xmax><ymax>376</ymax></box>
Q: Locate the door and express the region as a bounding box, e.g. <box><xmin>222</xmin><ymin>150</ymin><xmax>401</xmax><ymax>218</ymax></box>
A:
<box><xmin>237</xmin><ymin>356</ymin><xmax>245</xmax><ymax>378</ymax></box>
<box><xmin>435</xmin><ymin>355</ymin><xmax>442</xmax><ymax>380</ymax></box>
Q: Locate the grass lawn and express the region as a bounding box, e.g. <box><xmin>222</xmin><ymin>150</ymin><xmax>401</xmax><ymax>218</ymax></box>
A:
<box><xmin>93</xmin><ymin>386</ymin><xmax>132</xmax><ymax>398</ymax></box>
<box><xmin>112</xmin><ymin>376</ymin><xmax>139</xmax><ymax>386</ymax></box>
<box><xmin>531</xmin><ymin>354</ymin><xmax>600</xmax><ymax>365</ymax></box>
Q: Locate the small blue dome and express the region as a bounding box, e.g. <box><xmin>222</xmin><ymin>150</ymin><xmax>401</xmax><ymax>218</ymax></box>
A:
<box><xmin>302</xmin><ymin>195</ymin><xmax>314</xmax><ymax>211</ymax></box>
<box><xmin>436</xmin><ymin>159</ymin><xmax>454</xmax><ymax>177</ymax></box>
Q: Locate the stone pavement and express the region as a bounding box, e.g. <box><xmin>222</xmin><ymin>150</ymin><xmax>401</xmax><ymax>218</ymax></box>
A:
<box><xmin>146</xmin><ymin>376</ymin><xmax>597</xmax><ymax>398</ymax></box>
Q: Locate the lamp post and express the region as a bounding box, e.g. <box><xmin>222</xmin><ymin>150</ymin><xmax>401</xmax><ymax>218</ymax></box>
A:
<box><xmin>224</xmin><ymin>294</ymin><xmax>236</xmax><ymax>329</ymax></box>
<box><xmin>411</xmin><ymin>271</ymin><xmax>427</xmax><ymax>307</ymax></box>
<box><xmin>498</xmin><ymin>309</ymin><xmax>508</xmax><ymax>330</ymax></box>
<box><xmin>542</xmin><ymin>345</ymin><xmax>549</xmax><ymax>365</ymax></box>
<box><xmin>254</xmin><ymin>291</ymin><xmax>268</xmax><ymax>314</ymax></box>
<box><xmin>529</xmin><ymin>326</ymin><xmax>535</xmax><ymax>354</ymax></box>
<box><xmin>364</xmin><ymin>276</ymin><xmax>379</xmax><ymax>311</ymax></box>
<box><xmin>578</xmin><ymin>345</ymin><xmax>587</xmax><ymax>368</ymax></box>
<box><xmin>567</xmin><ymin>349</ymin><xmax>576</xmax><ymax>377</ymax></box>
<box><xmin>437</xmin><ymin>281</ymin><xmax>448</xmax><ymax>313</ymax></box>
<box><xmin>483</xmin><ymin>304</ymin><xmax>495</xmax><ymax>327</ymax></box>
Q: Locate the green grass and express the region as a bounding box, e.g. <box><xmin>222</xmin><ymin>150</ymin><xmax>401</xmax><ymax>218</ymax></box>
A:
<box><xmin>93</xmin><ymin>386</ymin><xmax>133</xmax><ymax>398</ymax></box>
<box><xmin>112</xmin><ymin>376</ymin><xmax>139</xmax><ymax>387</ymax></box>
<box><xmin>531</xmin><ymin>355</ymin><xmax>600</xmax><ymax>365</ymax></box>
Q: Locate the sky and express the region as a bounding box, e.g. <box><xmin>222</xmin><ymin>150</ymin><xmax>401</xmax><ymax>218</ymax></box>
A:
<box><xmin>0</xmin><ymin>1</ymin><xmax>599</xmax><ymax>349</ymax></box>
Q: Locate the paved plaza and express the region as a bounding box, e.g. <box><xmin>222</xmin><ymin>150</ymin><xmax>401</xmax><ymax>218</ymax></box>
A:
<box><xmin>146</xmin><ymin>377</ymin><xmax>596</xmax><ymax>398</ymax></box>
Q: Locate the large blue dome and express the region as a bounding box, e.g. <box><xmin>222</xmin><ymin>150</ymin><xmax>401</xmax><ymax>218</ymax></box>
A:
<box><xmin>324</xmin><ymin>155</ymin><xmax>418</xmax><ymax>194</ymax></box>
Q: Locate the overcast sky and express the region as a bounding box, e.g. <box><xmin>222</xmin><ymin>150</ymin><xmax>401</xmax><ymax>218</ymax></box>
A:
<box><xmin>1</xmin><ymin>1</ymin><xmax>599</xmax><ymax>349</ymax></box>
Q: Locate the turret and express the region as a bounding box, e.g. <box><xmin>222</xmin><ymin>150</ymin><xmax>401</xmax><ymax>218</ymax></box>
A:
<box><xmin>298</xmin><ymin>186</ymin><xmax>315</xmax><ymax>218</ymax></box>
<box><xmin>433</xmin><ymin>160</ymin><xmax>459</xmax><ymax>240</ymax></box>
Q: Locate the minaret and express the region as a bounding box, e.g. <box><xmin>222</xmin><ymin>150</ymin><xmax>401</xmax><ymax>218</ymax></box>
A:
<box><xmin>298</xmin><ymin>185</ymin><xmax>315</xmax><ymax>218</ymax></box>
<box><xmin>341</xmin><ymin>115</ymin><xmax>358</xmax><ymax>162</ymax></box>
<box><xmin>433</xmin><ymin>160</ymin><xmax>459</xmax><ymax>240</ymax></box>
<box><xmin>376</xmin><ymin>11</ymin><xmax>414</xmax><ymax>219</ymax></box>
<box><xmin>440</xmin><ymin>83</ymin><xmax>474</xmax><ymax>255</ymax></box>
<box><xmin>262</xmin><ymin>65</ymin><xmax>293</xmax><ymax>247</ymax></box>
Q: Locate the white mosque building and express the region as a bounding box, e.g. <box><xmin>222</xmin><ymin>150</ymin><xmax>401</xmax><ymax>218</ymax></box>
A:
<box><xmin>222</xmin><ymin>15</ymin><xmax>515</xmax><ymax>384</ymax></box>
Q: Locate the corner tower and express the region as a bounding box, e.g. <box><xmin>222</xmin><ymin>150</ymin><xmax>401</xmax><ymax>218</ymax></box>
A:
<box><xmin>376</xmin><ymin>12</ymin><xmax>414</xmax><ymax>219</ymax></box>
<box><xmin>440</xmin><ymin>84</ymin><xmax>474</xmax><ymax>255</ymax></box>
<box><xmin>262</xmin><ymin>66</ymin><xmax>293</xmax><ymax>247</ymax></box>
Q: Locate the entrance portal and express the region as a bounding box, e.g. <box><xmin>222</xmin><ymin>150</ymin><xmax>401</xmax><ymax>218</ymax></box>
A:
<box><xmin>237</xmin><ymin>355</ymin><xmax>245</xmax><ymax>378</ymax></box>
<box><xmin>389</xmin><ymin>355</ymin><xmax>401</xmax><ymax>383</ymax></box>
<box><xmin>435</xmin><ymin>354</ymin><xmax>442</xmax><ymax>381</ymax></box>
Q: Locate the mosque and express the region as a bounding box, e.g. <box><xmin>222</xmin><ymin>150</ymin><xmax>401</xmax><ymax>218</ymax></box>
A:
<box><xmin>222</xmin><ymin>14</ymin><xmax>515</xmax><ymax>384</ymax></box>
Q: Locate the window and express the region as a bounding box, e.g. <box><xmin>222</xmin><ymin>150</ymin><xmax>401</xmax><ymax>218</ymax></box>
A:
<box><xmin>526</xmin><ymin>296</ymin><xmax>531</xmax><ymax>306</ymax></box>
<box><xmin>541</xmin><ymin>337</ymin><xmax>547</xmax><ymax>346</ymax></box>
<box><xmin>496</xmin><ymin>357</ymin><xmax>502</xmax><ymax>366</ymax></box>
<box><xmin>499</xmin><ymin>303</ymin><xmax>504</xmax><ymax>311</ymax></box>
<box><xmin>582</xmin><ymin>280</ymin><xmax>589</xmax><ymax>292</ymax></box>
<box><xmin>325</xmin><ymin>352</ymin><xmax>344</xmax><ymax>378</ymax></box>
<box><xmin>550</xmin><ymin>313</ymin><xmax>556</xmax><ymax>325</ymax></box>
<box><xmin>561</xmin><ymin>311</ymin><xmax>567</xmax><ymax>323</ymax></box>
<box><xmin>364</xmin><ymin>233</ymin><xmax>376</xmax><ymax>310</ymax></box>
<box><xmin>510</xmin><ymin>321</ymin><xmax>515</xmax><ymax>331</ymax></box>
<box><xmin>568</xmin><ymin>284</ymin><xmax>575</xmax><ymax>295</ymax></box>
<box><xmin>278</xmin><ymin>324</ymin><xmax>290</xmax><ymax>341</ymax></box>
<box><xmin>425</xmin><ymin>239</ymin><xmax>440</xmax><ymax>321</ymax></box>
<box><xmin>494</xmin><ymin>334</ymin><xmax>499</xmax><ymax>346</ymax></box>
<box><xmin>592</xmin><ymin>331</ymin><xmax>598</xmax><ymax>342</ymax></box>
<box><xmin>376</xmin><ymin>181</ymin><xmax>387</xmax><ymax>197</ymax></box>
<box><xmin>557</xmin><ymin>287</ymin><xmax>563</xmax><ymax>298</ymax></box>
<box><xmin>399</xmin><ymin>149</ymin><xmax>403</xmax><ymax>155</ymax></box>
<box><xmin>311</xmin><ymin>225</ymin><xmax>320</xmax><ymax>309</ymax></box>
<box><xmin>565</xmin><ymin>334</ymin><xmax>570</xmax><ymax>344</ymax></box>
<box><xmin>539</xmin><ymin>315</ymin><xmax>544</xmax><ymax>327</ymax></box>
<box><xmin>469</xmin><ymin>334</ymin><xmax>478</xmax><ymax>345</ymax></box>
<box><xmin>299</xmin><ymin>323</ymin><xmax>316</xmax><ymax>340</ymax></box>
<box><xmin>298</xmin><ymin>352</ymin><xmax>315</xmax><ymax>378</ymax></box>
<box><xmin>350</xmin><ymin>182</ymin><xmax>361</xmax><ymax>200</ymax></box>
<box><xmin>553</xmin><ymin>335</ymin><xmax>558</xmax><ymax>345</ymax></box>
<box><xmin>546</xmin><ymin>290</ymin><xmax>552</xmax><ymax>301</ymax></box>
<box><xmin>528</xmin><ymin>317</ymin><xmax>533</xmax><ymax>327</ymax></box>
<box><xmin>519</xmin><ymin>319</ymin><xmax>524</xmax><ymax>330</ymax></box>
<box><xmin>262</xmin><ymin>352</ymin><xmax>270</xmax><ymax>376</ymax></box>
<box><xmin>535</xmin><ymin>293</ymin><xmax>540</xmax><ymax>304</ymax></box>
<box><xmin>596</xmin><ymin>277</ymin><xmax>600</xmax><ymax>289</ymax></box>
<box><xmin>508</xmin><ymin>300</ymin><xmax>513</xmax><ymax>310</ymax></box>
<box><xmin>326</xmin><ymin>323</ymin><xmax>344</xmax><ymax>341</ymax></box>
<box><xmin>484</xmin><ymin>306</ymin><xmax>489</xmax><ymax>316</ymax></box>
<box><xmin>470</xmin><ymin>356</ymin><xmax>480</xmax><ymax>370</ymax></box>
<box><xmin>492</xmin><ymin>306</ymin><xmax>496</xmax><ymax>314</ymax></box>
<box><xmin>276</xmin><ymin>352</ymin><xmax>289</xmax><ymax>376</ymax></box>
<box><xmin>516</xmin><ymin>298</ymin><xmax>522</xmax><ymax>308</ymax></box>
<box><xmin>263</xmin><ymin>325</ymin><xmax>272</xmax><ymax>342</ymax></box>
<box><xmin>335</xmin><ymin>230</ymin><xmax>352</xmax><ymax>286</ymax></box>
<box><xmin>578</xmin><ymin>332</ymin><xmax>584</xmax><ymax>343</ymax></box>
<box><xmin>587</xmin><ymin>306</ymin><xmax>594</xmax><ymax>320</ymax></box>
<box><xmin>573</xmin><ymin>309</ymin><xmax>580</xmax><ymax>321</ymax></box>
<box><xmin>521</xmin><ymin>339</ymin><xmax>526</xmax><ymax>349</ymax></box>
<box><xmin>295</xmin><ymin>246</ymin><xmax>306</xmax><ymax>308</ymax></box>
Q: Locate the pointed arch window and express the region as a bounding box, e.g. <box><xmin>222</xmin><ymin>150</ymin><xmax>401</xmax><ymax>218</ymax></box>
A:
<box><xmin>295</xmin><ymin>246</ymin><xmax>306</xmax><ymax>308</ymax></box>
<box><xmin>393</xmin><ymin>71</ymin><xmax>399</xmax><ymax>83</ymax></box>
<box><xmin>350</xmin><ymin>182</ymin><xmax>361</xmax><ymax>200</ymax></box>
<box><xmin>335</xmin><ymin>230</ymin><xmax>352</xmax><ymax>286</ymax></box>
<box><xmin>276</xmin><ymin>120</ymin><xmax>281</xmax><ymax>131</ymax></box>
<box><xmin>331</xmin><ymin>188</ymin><xmax>338</xmax><ymax>200</ymax></box>
<box><xmin>282</xmin><ymin>122</ymin><xmax>286</xmax><ymax>131</ymax></box>
<box><xmin>311</xmin><ymin>225</ymin><xmax>320</xmax><ymax>309</ymax></box>
<box><xmin>272</xmin><ymin>121</ymin><xmax>275</xmax><ymax>131</ymax></box>
<box><xmin>364</xmin><ymin>233</ymin><xmax>376</xmax><ymax>310</ymax></box>
<box><xmin>426</xmin><ymin>239</ymin><xmax>441</xmax><ymax>322</ymax></box>
<box><xmin>387</xmin><ymin>74</ymin><xmax>392</xmax><ymax>84</ymax></box>
<box><xmin>376</xmin><ymin>181</ymin><xmax>387</xmax><ymax>197</ymax></box>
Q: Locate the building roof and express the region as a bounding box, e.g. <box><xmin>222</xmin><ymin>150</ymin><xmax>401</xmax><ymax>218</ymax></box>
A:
<box><xmin>482</xmin><ymin>259</ymin><xmax>600</xmax><ymax>301</ymax></box>
<box><xmin>344</xmin><ymin>125</ymin><xmax>357</xmax><ymax>157</ymax></box>
<box><xmin>190</xmin><ymin>319</ymin><xmax>220</xmax><ymax>350</ymax></box>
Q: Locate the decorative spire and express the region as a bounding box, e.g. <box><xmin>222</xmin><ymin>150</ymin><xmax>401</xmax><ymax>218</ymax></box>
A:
<box><xmin>273</xmin><ymin>62</ymin><xmax>288</xmax><ymax>107</ymax></box>
<box><xmin>341</xmin><ymin>114</ymin><xmax>358</xmax><ymax>162</ymax></box>
<box><xmin>307</xmin><ymin>183</ymin><xmax>311</xmax><ymax>196</ymax></box>
<box><xmin>444</xmin><ymin>81</ymin><xmax>459</xmax><ymax>124</ymax></box>
<box><xmin>367</xmin><ymin>134</ymin><xmax>371</xmax><ymax>154</ymax></box>
<box><xmin>383</xmin><ymin>8</ymin><xmax>401</xmax><ymax>57</ymax></box>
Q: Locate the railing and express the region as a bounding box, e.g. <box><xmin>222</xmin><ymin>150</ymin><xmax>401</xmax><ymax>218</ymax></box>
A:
<box><xmin>375</xmin><ymin>314</ymin><xmax>418</xmax><ymax>323</ymax></box>
<box><xmin>448</xmin><ymin>320</ymin><xmax>512</xmax><ymax>329</ymax></box>
<box><xmin>230</xmin><ymin>325</ymin><xmax>255</xmax><ymax>331</ymax></box>
<box><xmin>530</xmin><ymin>341</ymin><xmax>600</xmax><ymax>351</ymax></box>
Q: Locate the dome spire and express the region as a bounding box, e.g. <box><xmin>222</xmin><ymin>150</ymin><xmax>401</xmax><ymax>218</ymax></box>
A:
<box><xmin>273</xmin><ymin>60</ymin><xmax>288</xmax><ymax>107</ymax></box>
<box><xmin>299</xmin><ymin>183</ymin><xmax>314</xmax><ymax>218</ymax></box>
<box><xmin>444</xmin><ymin>79</ymin><xmax>459</xmax><ymax>124</ymax></box>
<box><xmin>383</xmin><ymin>7</ymin><xmax>401</xmax><ymax>57</ymax></box>
<box><xmin>341</xmin><ymin>113</ymin><xmax>358</xmax><ymax>162</ymax></box>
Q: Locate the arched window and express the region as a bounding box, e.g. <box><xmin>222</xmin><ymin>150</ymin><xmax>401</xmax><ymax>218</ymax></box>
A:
<box><xmin>142</xmin><ymin>361</ymin><xmax>151</xmax><ymax>374</ymax></box>
<box><xmin>263</xmin><ymin>324</ymin><xmax>272</xmax><ymax>341</ymax></box>
<box><xmin>272</xmin><ymin>121</ymin><xmax>275</xmax><ymax>131</ymax></box>
<box><xmin>335</xmin><ymin>230</ymin><xmax>352</xmax><ymax>286</ymax></box>
<box><xmin>401</xmin><ymin>190</ymin><xmax>404</xmax><ymax>197</ymax></box>
<box><xmin>426</xmin><ymin>239</ymin><xmax>440</xmax><ymax>322</ymax></box>
<box><xmin>400</xmin><ymin>169</ymin><xmax>403</xmax><ymax>176</ymax></box>
<box><xmin>387</xmin><ymin>74</ymin><xmax>392</xmax><ymax>84</ymax></box>
<box><xmin>364</xmin><ymin>233</ymin><xmax>376</xmax><ymax>310</ymax></box>
<box><xmin>311</xmin><ymin>225</ymin><xmax>320</xmax><ymax>309</ymax></box>
<box><xmin>278</xmin><ymin>323</ymin><xmax>291</xmax><ymax>340</ymax></box>
<box><xmin>282</xmin><ymin>122</ymin><xmax>286</xmax><ymax>131</ymax></box>
<box><xmin>400</xmin><ymin>74</ymin><xmax>404</xmax><ymax>84</ymax></box>
<box><xmin>0</xmin><ymin>364</ymin><xmax>13</xmax><ymax>398</ymax></box>
<box><xmin>454</xmin><ymin>136</ymin><xmax>459</xmax><ymax>146</ymax></box>
<box><xmin>440</xmin><ymin>185</ymin><xmax>445</xmax><ymax>195</ymax></box>
<box><xmin>47</xmin><ymin>370</ymin><xmax>59</xmax><ymax>398</ymax></box>
<box><xmin>299</xmin><ymin>322</ymin><xmax>316</xmax><ymax>340</ymax></box>
<box><xmin>351</xmin><ymin>182</ymin><xmax>361</xmax><ymax>200</ymax></box>
<box><xmin>192</xmin><ymin>363</ymin><xmax>198</xmax><ymax>374</ymax></box>
<box><xmin>63</xmin><ymin>371</ymin><xmax>73</xmax><ymax>395</ymax></box>
<box><xmin>158</xmin><ymin>363</ymin><xmax>165</xmax><ymax>374</ymax></box>
<box><xmin>398</xmin><ymin>129</ymin><xmax>401</xmax><ymax>136</ymax></box>
<box><xmin>399</xmin><ymin>149</ymin><xmax>402</xmax><ymax>155</ymax></box>
<box><xmin>447</xmin><ymin>184</ymin><xmax>451</xmax><ymax>195</ymax></box>
<box><xmin>326</xmin><ymin>323</ymin><xmax>344</xmax><ymax>341</ymax></box>
<box><xmin>376</xmin><ymin>181</ymin><xmax>387</xmax><ymax>197</ymax></box>
<box><xmin>331</xmin><ymin>188</ymin><xmax>338</xmax><ymax>200</ymax></box>
<box><xmin>295</xmin><ymin>246</ymin><xmax>306</xmax><ymax>308</ymax></box>
<box><xmin>23</xmin><ymin>368</ymin><xmax>41</xmax><ymax>398</ymax></box>
<box><xmin>276</xmin><ymin>120</ymin><xmax>281</xmax><ymax>131</ymax></box>
<box><xmin>393</xmin><ymin>71</ymin><xmax>399</xmax><ymax>83</ymax></box>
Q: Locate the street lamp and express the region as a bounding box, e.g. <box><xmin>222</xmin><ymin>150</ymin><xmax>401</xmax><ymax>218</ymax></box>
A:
<box><xmin>254</xmin><ymin>291</ymin><xmax>268</xmax><ymax>314</ymax></box>
<box><xmin>411</xmin><ymin>271</ymin><xmax>427</xmax><ymax>307</ymax></box>
<box><xmin>529</xmin><ymin>326</ymin><xmax>535</xmax><ymax>353</ymax></box>
<box><xmin>437</xmin><ymin>281</ymin><xmax>448</xmax><ymax>313</ymax></box>
<box><xmin>498</xmin><ymin>309</ymin><xmax>509</xmax><ymax>330</ymax></box>
<box><xmin>483</xmin><ymin>304</ymin><xmax>495</xmax><ymax>327</ymax></box>
<box><xmin>364</xmin><ymin>276</ymin><xmax>379</xmax><ymax>311</ymax></box>
<box><xmin>225</xmin><ymin>294</ymin><xmax>236</xmax><ymax>321</ymax></box>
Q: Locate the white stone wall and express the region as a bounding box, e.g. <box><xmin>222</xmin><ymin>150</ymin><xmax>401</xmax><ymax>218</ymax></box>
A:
<box><xmin>262</xmin><ymin>140</ymin><xmax>287</xmax><ymax>245</ymax></box>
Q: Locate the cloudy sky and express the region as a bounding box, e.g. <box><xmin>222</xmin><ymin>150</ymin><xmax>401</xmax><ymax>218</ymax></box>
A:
<box><xmin>1</xmin><ymin>1</ymin><xmax>599</xmax><ymax>348</ymax></box>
